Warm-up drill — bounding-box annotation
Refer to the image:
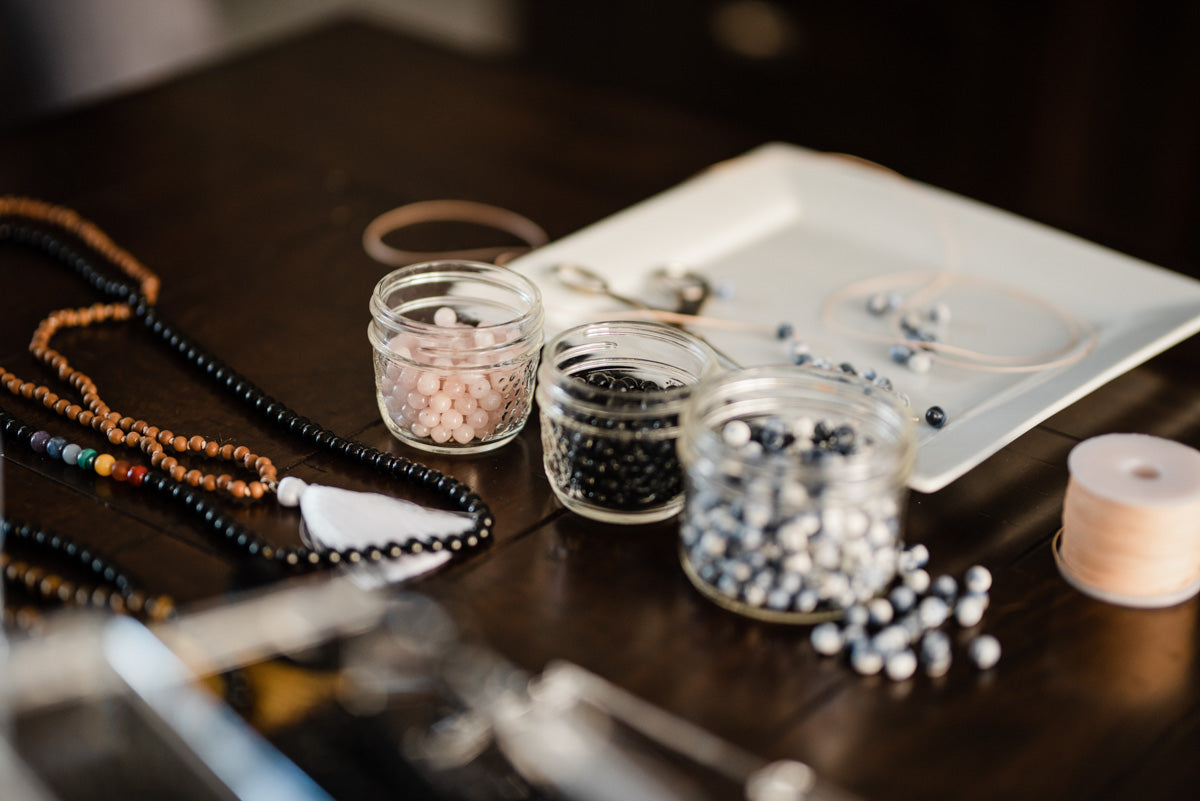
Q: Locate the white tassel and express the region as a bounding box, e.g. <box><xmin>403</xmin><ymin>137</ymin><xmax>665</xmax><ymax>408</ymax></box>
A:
<box><xmin>277</xmin><ymin>477</ymin><xmax>473</xmax><ymax>586</ymax></box>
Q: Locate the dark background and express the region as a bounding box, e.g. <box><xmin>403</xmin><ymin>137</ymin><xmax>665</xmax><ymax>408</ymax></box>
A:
<box><xmin>3</xmin><ymin>1</ymin><xmax>1197</xmax><ymax>276</ymax></box>
<box><xmin>517</xmin><ymin>1</ymin><xmax>1200</xmax><ymax>278</ymax></box>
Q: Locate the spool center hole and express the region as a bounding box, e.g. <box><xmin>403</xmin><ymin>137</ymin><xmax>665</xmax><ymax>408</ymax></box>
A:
<box><xmin>1130</xmin><ymin>462</ymin><xmax>1161</xmax><ymax>481</ymax></box>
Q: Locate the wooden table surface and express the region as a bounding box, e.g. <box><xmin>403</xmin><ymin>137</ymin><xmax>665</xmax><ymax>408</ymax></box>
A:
<box><xmin>3</xmin><ymin>19</ymin><xmax>1200</xmax><ymax>801</ymax></box>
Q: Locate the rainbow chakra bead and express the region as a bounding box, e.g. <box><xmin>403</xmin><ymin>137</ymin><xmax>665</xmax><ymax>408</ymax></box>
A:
<box><xmin>76</xmin><ymin>448</ymin><xmax>98</xmax><ymax>471</ymax></box>
<box><xmin>93</xmin><ymin>453</ymin><xmax>116</xmax><ymax>476</ymax></box>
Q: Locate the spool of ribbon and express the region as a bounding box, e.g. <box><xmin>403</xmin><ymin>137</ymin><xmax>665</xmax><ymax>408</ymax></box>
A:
<box><xmin>1056</xmin><ymin>433</ymin><xmax>1200</xmax><ymax>608</ymax></box>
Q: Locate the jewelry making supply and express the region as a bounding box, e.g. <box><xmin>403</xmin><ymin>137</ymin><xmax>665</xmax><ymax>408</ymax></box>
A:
<box><xmin>813</xmin><ymin>151</ymin><xmax>1097</xmax><ymax>376</ymax></box>
<box><xmin>537</xmin><ymin>321</ymin><xmax>721</xmax><ymax>524</ymax></box>
<box><xmin>363</xmin><ymin>199</ymin><xmax>549</xmax><ymax>267</ymax></box>
<box><xmin>968</xmin><ymin>634</ymin><xmax>1002</xmax><ymax>670</ymax></box>
<box><xmin>369</xmin><ymin>260</ymin><xmax>544</xmax><ymax>454</ymax></box>
<box><xmin>1057</xmin><ymin>433</ymin><xmax>1200</xmax><ymax>607</ymax></box>
<box><xmin>2</xmin><ymin>517</ymin><xmax>175</xmax><ymax>624</ymax></box>
<box><xmin>677</xmin><ymin>366</ymin><xmax>916</xmax><ymax>622</ymax></box>
<box><xmin>807</xmin><ymin>556</ymin><xmax>999</xmax><ymax>680</ymax></box>
<box><xmin>0</xmin><ymin>198</ymin><xmax>494</xmax><ymax>576</ymax></box>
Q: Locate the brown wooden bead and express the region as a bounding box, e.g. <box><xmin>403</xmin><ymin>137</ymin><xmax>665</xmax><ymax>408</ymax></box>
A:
<box><xmin>160</xmin><ymin>456</ymin><xmax>178</xmax><ymax>473</ymax></box>
<box><xmin>66</xmin><ymin>404</ymin><xmax>82</xmax><ymax>420</ymax></box>
<box><xmin>233</xmin><ymin>445</ymin><xmax>250</xmax><ymax>461</ymax></box>
<box><xmin>132</xmin><ymin>419</ymin><xmax>148</xmax><ymax>434</ymax></box>
<box><xmin>53</xmin><ymin>398</ymin><xmax>70</xmax><ymax>414</ymax></box>
<box><xmin>118</xmin><ymin>416</ymin><xmax>134</xmax><ymax>429</ymax></box>
<box><xmin>144</xmin><ymin>425</ymin><xmax>159</xmax><ymax>441</ymax></box>
<box><xmin>125</xmin><ymin>431</ymin><xmax>140</xmax><ymax>447</ymax></box>
<box><xmin>148</xmin><ymin>597</ymin><xmax>175</xmax><ymax>622</ymax></box>
<box><xmin>243</xmin><ymin>451</ymin><xmax>258</xmax><ymax>468</ymax></box>
<box><xmin>204</xmin><ymin>440</ymin><xmax>220</xmax><ymax>458</ymax></box>
<box><xmin>172</xmin><ymin>435</ymin><xmax>188</xmax><ymax>453</ymax></box>
<box><xmin>216</xmin><ymin>474</ymin><xmax>232</xmax><ymax>490</ymax></box>
<box><xmin>108</xmin><ymin>427</ymin><xmax>125</xmax><ymax>445</ymax></box>
<box><xmin>185</xmin><ymin>469</ymin><xmax>203</xmax><ymax>486</ymax></box>
<box><xmin>230</xmin><ymin>480</ymin><xmax>248</xmax><ymax>498</ymax></box>
<box><xmin>78</xmin><ymin>410</ymin><xmax>94</xmax><ymax>426</ymax></box>
<box><xmin>220</xmin><ymin>444</ymin><xmax>235</xmax><ymax>459</ymax></box>
<box><xmin>158</xmin><ymin>429</ymin><xmax>174</xmax><ymax>445</ymax></box>
<box><xmin>39</xmin><ymin>574</ymin><xmax>63</xmax><ymax>596</ymax></box>
<box><xmin>20</xmin><ymin>382</ymin><xmax>34</xmax><ymax>398</ymax></box>
<box><xmin>170</xmin><ymin>464</ymin><xmax>187</xmax><ymax>481</ymax></box>
<box><xmin>248</xmin><ymin>481</ymin><xmax>265</xmax><ymax>499</ymax></box>
<box><xmin>23</xmin><ymin>566</ymin><xmax>45</xmax><ymax>590</ymax></box>
<box><xmin>189</xmin><ymin>435</ymin><xmax>206</xmax><ymax>452</ymax></box>
<box><xmin>203</xmin><ymin>475</ymin><xmax>217</xmax><ymax>492</ymax></box>
<box><xmin>33</xmin><ymin>385</ymin><xmax>48</xmax><ymax>401</ymax></box>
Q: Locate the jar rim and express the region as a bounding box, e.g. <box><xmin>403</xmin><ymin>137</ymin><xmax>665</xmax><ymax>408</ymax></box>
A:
<box><xmin>539</xmin><ymin>320</ymin><xmax>722</xmax><ymax>412</ymax></box>
<box><xmin>369</xmin><ymin>260</ymin><xmax>544</xmax><ymax>360</ymax></box>
<box><xmin>679</xmin><ymin>365</ymin><xmax>916</xmax><ymax>486</ymax></box>
<box><xmin>370</xmin><ymin>259</ymin><xmax>543</xmax><ymax>333</ymax></box>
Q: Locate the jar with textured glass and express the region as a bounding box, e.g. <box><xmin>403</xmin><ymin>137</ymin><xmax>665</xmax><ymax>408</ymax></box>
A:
<box><xmin>677</xmin><ymin>366</ymin><xmax>915</xmax><ymax>621</ymax></box>
<box><xmin>369</xmin><ymin>261</ymin><xmax>543</xmax><ymax>454</ymax></box>
<box><xmin>537</xmin><ymin>321</ymin><xmax>721</xmax><ymax>523</ymax></box>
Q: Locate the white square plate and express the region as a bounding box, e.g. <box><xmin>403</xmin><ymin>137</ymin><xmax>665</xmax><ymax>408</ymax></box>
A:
<box><xmin>509</xmin><ymin>143</ymin><xmax>1200</xmax><ymax>492</ymax></box>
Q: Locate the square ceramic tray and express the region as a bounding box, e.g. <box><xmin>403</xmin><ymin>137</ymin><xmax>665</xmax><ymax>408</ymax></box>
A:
<box><xmin>508</xmin><ymin>143</ymin><xmax>1200</xmax><ymax>492</ymax></box>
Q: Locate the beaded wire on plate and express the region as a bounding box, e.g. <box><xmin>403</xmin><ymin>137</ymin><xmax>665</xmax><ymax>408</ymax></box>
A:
<box><xmin>0</xmin><ymin>197</ymin><xmax>494</xmax><ymax>620</ymax></box>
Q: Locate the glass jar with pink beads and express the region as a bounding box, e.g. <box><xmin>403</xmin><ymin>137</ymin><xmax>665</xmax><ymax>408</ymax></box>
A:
<box><xmin>369</xmin><ymin>260</ymin><xmax>544</xmax><ymax>454</ymax></box>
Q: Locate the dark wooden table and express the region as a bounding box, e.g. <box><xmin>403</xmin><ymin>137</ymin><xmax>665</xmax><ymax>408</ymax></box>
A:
<box><xmin>3</xmin><ymin>18</ymin><xmax>1200</xmax><ymax>801</ymax></box>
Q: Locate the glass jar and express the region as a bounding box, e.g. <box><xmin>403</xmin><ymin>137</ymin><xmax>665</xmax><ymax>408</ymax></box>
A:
<box><xmin>537</xmin><ymin>321</ymin><xmax>722</xmax><ymax>524</ymax></box>
<box><xmin>677</xmin><ymin>366</ymin><xmax>916</xmax><ymax>622</ymax></box>
<box><xmin>369</xmin><ymin>261</ymin><xmax>543</xmax><ymax>454</ymax></box>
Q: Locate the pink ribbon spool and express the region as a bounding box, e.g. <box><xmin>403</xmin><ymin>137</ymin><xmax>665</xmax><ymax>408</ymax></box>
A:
<box><xmin>1057</xmin><ymin>433</ymin><xmax>1200</xmax><ymax>608</ymax></box>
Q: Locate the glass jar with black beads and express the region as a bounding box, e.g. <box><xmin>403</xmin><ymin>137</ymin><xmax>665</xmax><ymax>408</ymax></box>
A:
<box><xmin>677</xmin><ymin>366</ymin><xmax>915</xmax><ymax>622</ymax></box>
<box><xmin>537</xmin><ymin>321</ymin><xmax>722</xmax><ymax>524</ymax></box>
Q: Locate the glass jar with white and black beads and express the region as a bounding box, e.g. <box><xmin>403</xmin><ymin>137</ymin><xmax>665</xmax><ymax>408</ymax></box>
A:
<box><xmin>677</xmin><ymin>366</ymin><xmax>916</xmax><ymax>621</ymax></box>
<box><xmin>537</xmin><ymin>321</ymin><xmax>722</xmax><ymax>524</ymax></box>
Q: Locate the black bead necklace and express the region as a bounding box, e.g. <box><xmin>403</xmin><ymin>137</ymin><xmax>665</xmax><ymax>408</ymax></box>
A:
<box><xmin>0</xmin><ymin>200</ymin><xmax>493</xmax><ymax>578</ymax></box>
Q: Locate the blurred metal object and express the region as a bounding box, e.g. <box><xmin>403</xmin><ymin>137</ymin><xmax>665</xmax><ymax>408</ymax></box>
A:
<box><xmin>2</xmin><ymin>575</ymin><xmax>857</xmax><ymax>801</ymax></box>
<box><xmin>552</xmin><ymin>262</ymin><xmax>713</xmax><ymax>317</ymax></box>
<box><xmin>2</xmin><ymin>613</ymin><xmax>335</xmax><ymax>801</ymax></box>
<box><xmin>551</xmin><ymin>262</ymin><xmax>739</xmax><ymax>368</ymax></box>
<box><xmin>644</xmin><ymin>263</ymin><xmax>713</xmax><ymax>316</ymax></box>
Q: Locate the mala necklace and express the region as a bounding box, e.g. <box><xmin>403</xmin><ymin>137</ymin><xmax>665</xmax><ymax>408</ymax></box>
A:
<box><xmin>0</xmin><ymin>197</ymin><xmax>493</xmax><ymax>592</ymax></box>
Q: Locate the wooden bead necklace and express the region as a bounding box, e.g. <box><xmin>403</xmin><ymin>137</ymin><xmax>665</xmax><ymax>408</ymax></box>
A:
<box><xmin>1</xmin><ymin>197</ymin><xmax>277</xmax><ymax>500</ymax></box>
<box><xmin>0</xmin><ymin>197</ymin><xmax>493</xmax><ymax>593</ymax></box>
<box><xmin>2</xmin><ymin>517</ymin><xmax>176</xmax><ymax>625</ymax></box>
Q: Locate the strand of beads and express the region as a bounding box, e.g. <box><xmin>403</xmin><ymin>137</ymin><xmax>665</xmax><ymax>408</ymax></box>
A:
<box><xmin>0</xmin><ymin>199</ymin><xmax>495</xmax><ymax>559</ymax></box>
<box><xmin>2</xmin><ymin>518</ymin><xmax>176</xmax><ymax>622</ymax></box>
<box><xmin>1</xmin><ymin>408</ymin><xmax>492</xmax><ymax>569</ymax></box>
<box><xmin>0</xmin><ymin>201</ymin><xmax>276</xmax><ymax>500</ymax></box>
<box><xmin>7</xmin><ymin>301</ymin><xmax>277</xmax><ymax>498</ymax></box>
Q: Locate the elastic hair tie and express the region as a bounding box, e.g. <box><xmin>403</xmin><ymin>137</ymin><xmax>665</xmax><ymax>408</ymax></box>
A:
<box><xmin>363</xmin><ymin>199</ymin><xmax>549</xmax><ymax>267</ymax></box>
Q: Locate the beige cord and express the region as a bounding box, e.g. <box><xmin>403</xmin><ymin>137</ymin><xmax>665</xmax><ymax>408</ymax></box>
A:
<box><xmin>363</xmin><ymin>199</ymin><xmax>549</xmax><ymax>267</ymax></box>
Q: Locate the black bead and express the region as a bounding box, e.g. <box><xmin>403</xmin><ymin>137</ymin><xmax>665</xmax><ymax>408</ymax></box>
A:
<box><xmin>925</xmin><ymin>405</ymin><xmax>948</xmax><ymax>428</ymax></box>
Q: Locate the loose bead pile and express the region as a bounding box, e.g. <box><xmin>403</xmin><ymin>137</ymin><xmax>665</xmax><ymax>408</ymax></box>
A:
<box><xmin>543</xmin><ymin>369</ymin><xmax>685</xmax><ymax>514</ymax></box>
<box><xmin>809</xmin><ymin>557</ymin><xmax>1000</xmax><ymax>679</ymax></box>
<box><xmin>681</xmin><ymin>414</ymin><xmax>903</xmax><ymax>615</ymax></box>
<box><xmin>777</xmin><ymin>340</ymin><xmax>954</xmax><ymax>432</ymax></box>
<box><xmin>375</xmin><ymin>306</ymin><xmax>534</xmax><ymax>448</ymax></box>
